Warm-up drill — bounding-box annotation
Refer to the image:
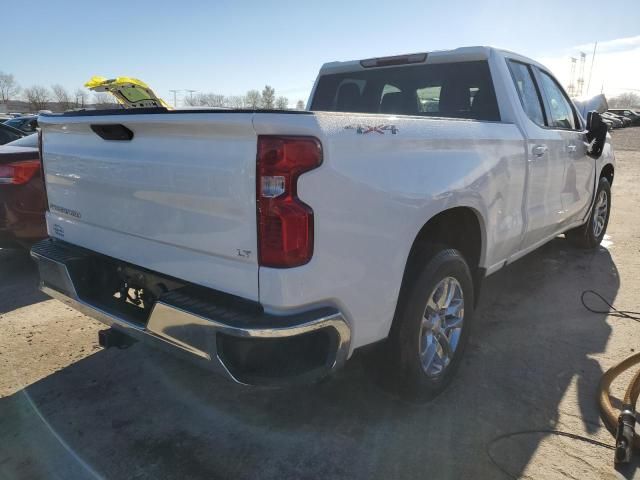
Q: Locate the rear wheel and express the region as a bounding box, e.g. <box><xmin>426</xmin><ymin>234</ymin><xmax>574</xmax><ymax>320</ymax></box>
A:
<box><xmin>566</xmin><ymin>177</ymin><xmax>611</xmax><ymax>249</ymax></box>
<box><xmin>386</xmin><ymin>247</ymin><xmax>474</xmax><ymax>401</ymax></box>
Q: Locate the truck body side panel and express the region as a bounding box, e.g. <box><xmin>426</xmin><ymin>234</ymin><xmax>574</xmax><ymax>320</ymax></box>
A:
<box><xmin>254</xmin><ymin>112</ymin><xmax>526</xmax><ymax>349</ymax></box>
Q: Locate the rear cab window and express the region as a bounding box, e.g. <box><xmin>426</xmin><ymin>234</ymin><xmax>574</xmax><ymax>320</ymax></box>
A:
<box><xmin>311</xmin><ymin>61</ymin><xmax>500</xmax><ymax>121</ymax></box>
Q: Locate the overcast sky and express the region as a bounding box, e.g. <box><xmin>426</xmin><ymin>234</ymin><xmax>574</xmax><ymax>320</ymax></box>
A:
<box><xmin>4</xmin><ymin>0</ymin><xmax>639</xmax><ymax>105</ymax></box>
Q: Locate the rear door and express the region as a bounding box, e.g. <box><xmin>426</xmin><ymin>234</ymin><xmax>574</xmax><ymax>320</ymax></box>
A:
<box><xmin>534</xmin><ymin>68</ymin><xmax>594</xmax><ymax>226</ymax></box>
<box><xmin>506</xmin><ymin>60</ymin><xmax>565</xmax><ymax>249</ymax></box>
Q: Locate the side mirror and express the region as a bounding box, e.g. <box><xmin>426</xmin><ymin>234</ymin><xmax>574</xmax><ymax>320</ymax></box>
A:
<box><xmin>586</xmin><ymin>111</ymin><xmax>608</xmax><ymax>159</ymax></box>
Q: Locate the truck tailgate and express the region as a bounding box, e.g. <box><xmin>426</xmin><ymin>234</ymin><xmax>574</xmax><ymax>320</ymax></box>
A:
<box><xmin>39</xmin><ymin>112</ymin><xmax>259</xmax><ymax>300</ymax></box>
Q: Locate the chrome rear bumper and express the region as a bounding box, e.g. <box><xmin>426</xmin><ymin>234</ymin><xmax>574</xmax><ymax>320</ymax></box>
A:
<box><xmin>31</xmin><ymin>239</ymin><xmax>351</xmax><ymax>385</ymax></box>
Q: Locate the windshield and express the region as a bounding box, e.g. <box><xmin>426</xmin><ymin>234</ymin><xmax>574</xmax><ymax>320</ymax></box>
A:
<box><xmin>3</xmin><ymin>119</ymin><xmax>21</xmax><ymax>128</ymax></box>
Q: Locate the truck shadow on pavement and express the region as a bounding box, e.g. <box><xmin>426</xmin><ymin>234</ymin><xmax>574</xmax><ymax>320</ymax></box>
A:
<box><xmin>0</xmin><ymin>238</ymin><xmax>626</xmax><ymax>479</ymax></box>
<box><xmin>0</xmin><ymin>248</ymin><xmax>47</xmax><ymax>314</ymax></box>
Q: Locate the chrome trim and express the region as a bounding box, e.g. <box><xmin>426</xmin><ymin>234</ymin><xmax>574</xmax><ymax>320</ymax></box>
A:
<box><xmin>32</xmin><ymin>244</ymin><xmax>351</xmax><ymax>385</ymax></box>
<box><xmin>148</xmin><ymin>301</ymin><xmax>351</xmax><ymax>370</ymax></box>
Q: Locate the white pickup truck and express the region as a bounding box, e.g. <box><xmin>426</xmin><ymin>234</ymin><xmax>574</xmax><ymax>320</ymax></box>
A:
<box><xmin>32</xmin><ymin>46</ymin><xmax>614</xmax><ymax>399</ymax></box>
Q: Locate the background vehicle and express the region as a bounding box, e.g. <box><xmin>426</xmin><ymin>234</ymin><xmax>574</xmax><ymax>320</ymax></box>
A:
<box><xmin>3</xmin><ymin>115</ymin><xmax>38</xmax><ymax>133</ymax></box>
<box><xmin>602</xmin><ymin>111</ymin><xmax>624</xmax><ymax>128</ymax></box>
<box><xmin>602</xmin><ymin>118</ymin><xmax>614</xmax><ymax>130</ymax></box>
<box><xmin>618</xmin><ymin>115</ymin><xmax>632</xmax><ymax>127</ymax></box>
<box><xmin>610</xmin><ymin>113</ymin><xmax>632</xmax><ymax>127</ymax></box>
<box><xmin>0</xmin><ymin>133</ymin><xmax>46</xmax><ymax>248</ymax></box>
<box><xmin>3</xmin><ymin>133</ymin><xmax>38</xmax><ymax>147</ymax></box>
<box><xmin>608</xmin><ymin>108</ymin><xmax>640</xmax><ymax>125</ymax></box>
<box><xmin>32</xmin><ymin>47</ymin><xmax>615</xmax><ymax>399</ymax></box>
<box><xmin>0</xmin><ymin>122</ymin><xmax>28</xmax><ymax>145</ymax></box>
<box><xmin>605</xmin><ymin>111</ymin><xmax>631</xmax><ymax>127</ymax></box>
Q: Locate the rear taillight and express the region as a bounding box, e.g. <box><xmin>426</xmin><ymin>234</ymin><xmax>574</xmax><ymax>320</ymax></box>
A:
<box><xmin>0</xmin><ymin>160</ymin><xmax>41</xmax><ymax>185</ymax></box>
<box><xmin>257</xmin><ymin>136</ymin><xmax>322</xmax><ymax>268</ymax></box>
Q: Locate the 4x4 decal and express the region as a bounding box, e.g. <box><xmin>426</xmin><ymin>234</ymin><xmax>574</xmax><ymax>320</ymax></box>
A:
<box><xmin>344</xmin><ymin>124</ymin><xmax>399</xmax><ymax>135</ymax></box>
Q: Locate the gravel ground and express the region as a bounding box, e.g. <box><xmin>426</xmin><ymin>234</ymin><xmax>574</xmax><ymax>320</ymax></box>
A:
<box><xmin>1</xmin><ymin>127</ymin><xmax>640</xmax><ymax>480</ymax></box>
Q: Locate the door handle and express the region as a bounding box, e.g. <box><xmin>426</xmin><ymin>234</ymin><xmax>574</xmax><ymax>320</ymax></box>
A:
<box><xmin>532</xmin><ymin>145</ymin><xmax>548</xmax><ymax>157</ymax></box>
<box><xmin>567</xmin><ymin>144</ymin><xmax>577</xmax><ymax>153</ymax></box>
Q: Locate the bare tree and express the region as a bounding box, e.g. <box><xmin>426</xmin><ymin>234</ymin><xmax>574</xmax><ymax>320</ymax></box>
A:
<box><xmin>226</xmin><ymin>95</ymin><xmax>246</xmax><ymax>109</ymax></box>
<box><xmin>609</xmin><ymin>92</ymin><xmax>640</xmax><ymax>108</ymax></box>
<box><xmin>183</xmin><ymin>93</ymin><xmax>227</xmax><ymax>107</ymax></box>
<box><xmin>183</xmin><ymin>93</ymin><xmax>199</xmax><ymax>106</ymax></box>
<box><xmin>296</xmin><ymin>99</ymin><xmax>305</xmax><ymax>110</ymax></box>
<box><xmin>275</xmin><ymin>96</ymin><xmax>289</xmax><ymax>110</ymax></box>
<box><xmin>184</xmin><ymin>92</ymin><xmax>226</xmax><ymax>107</ymax></box>
<box><xmin>201</xmin><ymin>93</ymin><xmax>226</xmax><ymax>107</ymax></box>
<box><xmin>23</xmin><ymin>85</ymin><xmax>50</xmax><ymax>111</ymax></box>
<box><xmin>261</xmin><ymin>85</ymin><xmax>275</xmax><ymax>109</ymax></box>
<box><xmin>245</xmin><ymin>90</ymin><xmax>262</xmax><ymax>109</ymax></box>
<box><xmin>75</xmin><ymin>88</ymin><xmax>89</xmax><ymax>108</ymax></box>
<box><xmin>51</xmin><ymin>84</ymin><xmax>72</xmax><ymax>111</ymax></box>
<box><xmin>0</xmin><ymin>71</ymin><xmax>20</xmax><ymax>104</ymax></box>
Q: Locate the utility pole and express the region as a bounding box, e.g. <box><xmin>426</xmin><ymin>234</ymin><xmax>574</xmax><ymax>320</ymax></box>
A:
<box><xmin>186</xmin><ymin>89</ymin><xmax>197</xmax><ymax>105</ymax></box>
<box><xmin>169</xmin><ymin>89</ymin><xmax>180</xmax><ymax>107</ymax></box>
<box><xmin>587</xmin><ymin>41</ymin><xmax>598</xmax><ymax>96</ymax></box>
<box><xmin>576</xmin><ymin>52</ymin><xmax>586</xmax><ymax>97</ymax></box>
<box><xmin>568</xmin><ymin>57</ymin><xmax>577</xmax><ymax>97</ymax></box>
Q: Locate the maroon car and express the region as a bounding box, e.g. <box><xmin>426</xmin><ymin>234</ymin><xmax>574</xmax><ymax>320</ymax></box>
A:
<box><xmin>0</xmin><ymin>134</ymin><xmax>47</xmax><ymax>248</ymax></box>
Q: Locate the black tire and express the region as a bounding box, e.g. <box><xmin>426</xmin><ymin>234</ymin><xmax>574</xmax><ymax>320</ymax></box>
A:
<box><xmin>385</xmin><ymin>247</ymin><xmax>474</xmax><ymax>401</ymax></box>
<box><xmin>566</xmin><ymin>177</ymin><xmax>611</xmax><ymax>249</ymax></box>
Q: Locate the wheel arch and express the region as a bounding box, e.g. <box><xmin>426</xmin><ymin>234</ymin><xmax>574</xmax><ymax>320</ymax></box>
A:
<box><xmin>399</xmin><ymin>206</ymin><xmax>487</xmax><ymax>308</ymax></box>
<box><xmin>600</xmin><ymin>163</ymin><xmax>614</xmax><ymax>187</ymax></box>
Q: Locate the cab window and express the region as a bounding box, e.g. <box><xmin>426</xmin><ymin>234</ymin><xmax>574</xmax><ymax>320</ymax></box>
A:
<box><xmin>507</xmin><ymin>60</ymin><xmax>545</xmax><ymax>127</ymax></box>
<box><xmin>538</xmin><ymin>71</ymin><xmax>578</xmax><ymax>130</ymax></box>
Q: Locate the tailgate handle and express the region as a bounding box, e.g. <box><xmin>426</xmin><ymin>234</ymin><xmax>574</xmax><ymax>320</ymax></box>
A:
<box><xmin>90</xmin><ymin>124</ymin><xmax>134</xmax><ymax>141</ymax></box>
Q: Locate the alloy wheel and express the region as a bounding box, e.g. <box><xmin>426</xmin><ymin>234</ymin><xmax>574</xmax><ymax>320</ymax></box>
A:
<box><xmin>419</xmin><ymin>277</ymin><xmax>465</xmax><ymax>378</ymax></box>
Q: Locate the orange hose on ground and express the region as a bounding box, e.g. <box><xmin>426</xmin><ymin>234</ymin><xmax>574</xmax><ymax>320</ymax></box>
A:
<box><xmin>598</xmin><ymin>352</ymin><xmax>640</xmax><ymax>450</ymax></box>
